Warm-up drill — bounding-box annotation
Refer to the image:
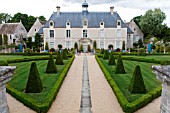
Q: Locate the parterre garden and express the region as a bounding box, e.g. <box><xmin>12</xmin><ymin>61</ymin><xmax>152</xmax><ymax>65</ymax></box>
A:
<box><xmin>0</xmin><ymin>51</ymin><xmax>74</xmax><ymax>113</ymax></box>
<box><xmin>96</xmin><ymin>52</ymin><xmax>170</xmax><ymax>113</ymax></box>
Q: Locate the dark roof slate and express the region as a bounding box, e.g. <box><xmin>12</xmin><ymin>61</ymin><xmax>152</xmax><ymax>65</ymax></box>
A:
<box><xmin>38</xmin><ymin>11</ymin><xmax>133</xmax><ymax>34</ymax></box>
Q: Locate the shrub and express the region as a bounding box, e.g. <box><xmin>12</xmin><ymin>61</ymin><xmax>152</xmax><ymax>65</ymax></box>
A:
<box><xmin>93</xmin><ymin>40</ymin><xmax>97</xmax><ymax>50</ymax></box>
<box><xmin>88</xmin><ymin>44</ymin><xmax>91</xmax><ymax>52</ymax></box>
<box><xmin>122</xmin><ymin>41</ymin><xmax>125</xmax><ymax>50</ymax></box>
<box><xmin>45</xmin><ymin>42</ymin><xmax>49</xmax><ymax>51</ymax></box>
<box><xmin>115</xmin><ymin>54</ymin><xmax>125</xmax><ymax>74</ymax></box>
<box><xmin>100</xmin><ymin>48</ymin><xmax>104</xmax><ymax>54</ymax></box>
<box><xmin>103</xmin><ymin>50</ymin><xmax>109</xmax><ymax>59</ymax></box>
<box><xmin>74</xmin><ymin>42</ymin><xmax>78</xmax><ymax>49</ymax></box>
<box><xmin>129</xmin><ymin>65</ymin><xmax>147</xmax><ymax>94</ymax></box>
<box><xmin>62</xmin><ymin>49</ymin><xmax>68</xmax><ymax>60</ymax></box>
<box><xmin>4</xmin><ymin>34</ymin><xmax>8</xmax><ymax>45</ymax></box>
<box><xmin>0</xmin><ymin>60</ymin><xmax>8</xmax><ymax>66</ymax></box>
<box><xmin>108</xmin><ymin>53</ymin><xmax>116</xmax><ymax>65</ymax></box>
<box><xmin>55</xmin><ymin>52</ymin><xmax>64</xmax><ymax>65</ymax></box>
<box><xmin>46</xmin><ymin>53</ymin><xmax>57</xmax><ymax>73</ymax></box>
<box><xmin>0</xmin><ymin>34</ymin><xmax>2</xmax><ymax>45</ymax></box>
<box><xmin>50</xmin><ymin>48</ymin><xmax>55</xmax><ymax>52</ymax></box>
<box><xmin>25</xmin><ymin>62</ymin><xmax>43</xmax><ymax>93</ymax></box>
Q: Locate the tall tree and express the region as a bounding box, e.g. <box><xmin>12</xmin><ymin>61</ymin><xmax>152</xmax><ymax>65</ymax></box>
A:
<box><xmin>34</xmin><ymin>33</ymin><xmax>42</xmax><ymax>49</ymax></box>
<box><xmin>0</xmin><ymin>13</ymin><xmax>11</xmax><ymax>23</ymax></box>
<box><xmin>132</xmin><ymin>15</ymin><xmax>142</xmax><ymax>28</ymax></box>
<box><xmin>38</xmin><ymin>16</ymin><xmax>46</xmax><ymax>21</ymax></box>
<box><xmin>139</xmin><ymin>8</ymin><xmax>166</xmax><ymax>36</ymax></box>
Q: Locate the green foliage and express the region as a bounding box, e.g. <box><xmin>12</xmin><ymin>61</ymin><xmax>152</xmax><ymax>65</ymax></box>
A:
<box><xmin>45</xmin><ymin>42</ymin><xmax>49</xmax><ymax>51</ymax></box>
<box><xmin>133</xmin><ymin>43</ymin><xmax>138</xmax><ymax>48</ymax></box>
<box><xmin>122</xmin><ymin>41</ymin><xmax>125</xmax><ymax>50</ymax></box>
<box><xmin>115</xmin><ymin>54</ymin><xmax>125</xmax><ymax>74</ymax></box>
<box><xmin>103</xmin><ymin>50</ymin><xmax>109</xmax><ymax>59</ymax></box>
<box><xmin>74</xmin><ymin>42</ymin><xmax>78</xmax><ymax>49</ymax></box>
<box><xmin>62</xmin><ymin>49</ymin><xmax>68</xmax><ymax>60</ymax></box>
<box><xmin>38</xmin><ymin>16</ymin><xmax>46</xmax><ymax>21</ymax></box>
<box><xmin>0</xmin><ymin>13</ymin><xmax>11</xmax><ymax>23</ymax></box>
<box><xmin>56</xmin><ymin>52</ymin><xmax>64</xmax><ymax>65</ymax></box>
<box><xmin>26</xmin><ymin>37</ymin><xmax>33</xmax><ymax>49</ymax></box>
<box><xmin>129</xmin><ymin>65</ymin><xmax>147</xmax><ymax>94</ymax></box>
<box><xmin>0</xmin><ymin>60</ymin><xmax>8</xmax><ymax>66</ymax></box>
<box><xmin>0</xmin><ymin>34</ymin><xmax>2</xmax><ymax>45</ymax></box>
<box><xmin>132</xmin><ymin>15</ymin><xmax>142</xmax><ymax>29</ymax></box>
<box><xmin>96</xmin><ymin>55</ymin><xmax>162</xmax><ymax>113</ymax></box>
<box><xmin>46</xmin><ymin>54</ymin><xmax>57</xmax><ymax>73</ymax></box>
<box><xmin>139</xmin><ymin>8</ymin><xmax>166</xmax><ymax>35</ymax></box>
<box><xmin>108</xmin><ymin>53</ymin><xmax>116</xmax><ymax>65</ymax></box>
<box><xmin>7</xmin><ymin>55</ymin><xmax>75</xmax><ymax>113</ymax></box>
<box><xmin>100</xmin><ymin>48</ymin><xmax>104</xmax><ymax>54</ymax></box>
<box><xmin>4</xmin><ymin>34</ymin><xmax>8</xmax><ymax>45</ymax></box>
<box><xmin>138</xmin><ymin>39</ymin><xmax>144</xmax><ymax>48</ymax></box>
<box><xmin>25</xmin><ymin>62</ymin><xmax>43</xmax><ymax>93</ymax></box>
<box><xmin>35</xmin><ymin>33</ymin><xmax>42</xmax><ymax>49</ymax></box>
<box><xmin>93</xmin><ymin>40</ymin><xmax>97</xmax><ymax>50</ymax></box>
<box><xmin>58</xmin><ymin>44</ymin><xmax>62</xmax><ymax>49</ymax></box>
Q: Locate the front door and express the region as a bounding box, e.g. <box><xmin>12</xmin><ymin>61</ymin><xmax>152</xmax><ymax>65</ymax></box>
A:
<box><xmin>83</xmin><ymin>43</ymin><xmax>88</xmax><ymax>53</ymax></box>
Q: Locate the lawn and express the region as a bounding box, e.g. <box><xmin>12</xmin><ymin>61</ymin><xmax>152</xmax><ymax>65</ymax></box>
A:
<box><xmin>8</xmin><ymin>59</ymin><xmax>69</xmax><ymax>103</ymax></box>
<box><xmin>99</xmin><ymin>58</ymin><xmax>161</xmax><ymax>102</ymax></box>
<box><xmin>0</xmin><ymin>55</ymin><xmax>47</xmax><ymax>61</ymax></box>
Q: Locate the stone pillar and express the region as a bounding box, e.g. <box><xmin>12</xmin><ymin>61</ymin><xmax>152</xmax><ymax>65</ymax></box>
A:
<box><xmin>0</xmin><ymin>66</ymin><xmax>16</xmax><ymax>113</ymax></box>
<box><xmin>152</xmin><ymin>65</ymin><xmax>170</xmax><ymax>113</ymax></box>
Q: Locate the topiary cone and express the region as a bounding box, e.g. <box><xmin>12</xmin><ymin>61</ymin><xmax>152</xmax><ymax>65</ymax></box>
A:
<box><xmin>25</xmin><ymin>62</ymin><xmax>43</xmax><ymax>93</ymax></box>
<box><xmin>115</xmin><ymin>54</ymin><xmax>125</xmax><ymax>74</ymax></box>
<box><xmin>46</xmin><ymin>53</ymin><xmax>57</xmax><ymax>73</ymax></box>
<box><xmin>62</xmin><ymin>49</ymin><xmax>68</xmax><ymax>60</ymax></box>
<box><xmin>108</xmin><ymin>53</ymin><xmax>116</xmax><ymax>65</ymax></box>
<box><xmin>103</xmin><ymin>50</ymin><xmax>109</xmax><ymax>59</ymax></box>
<box><xmin>129</xmin><ymin>65</ymin><xmax>147</xmax><ymax>94</ymax></box>
<box><xmin>56</xmin><ymin>51</ymin><xmax>64</xmax><ymax>65</ymax></box>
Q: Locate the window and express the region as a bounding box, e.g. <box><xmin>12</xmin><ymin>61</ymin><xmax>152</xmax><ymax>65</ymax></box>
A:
<box><xmin>83</xmin><ymin>20</ymin><xmax>87</xmax><ymax>26</ymax></box>
<box><xmin>118</xmin><ymin>22</ymin><xmax>120</xmax><ymax>25</ymax></box>
<box><xmin>50</xmin><ymin>30</ymin><xmax>54</xmax><ymax>38</ymax></box>
<box><xmin>66</xmin><ymin>30</ymin><xmax>71</xmax><ymax>38</ymax></box>
<box><xmin>100</xmin><ymin>41</ymin><xmax>104</xmax><ymax>49</ymax></box>
<box><xmin>100</xmin><ymin>29</ymin><xmax>105</xmax><ymax>38</ymax></box>
<box><xmin>10</xmin><ymin>35</ymin><xmax>12</xmax><ymax>39</ymax></box>
<box><xmin>50</xmin><ymin>22</ymin><xmax>53</xmax><ymax>26</ymax></box>
<box><xmin>83</xmin><ymin>30</ymin><xmax>87</xmax><ymax>37</ymax></box>
<box><xmin>101</xmin><ymin>22</ymin><xmax>104</xmax><ymax>25</ymax></box>
<box><xmin>66</xmin><ymin>41</ymin><xmax>71</xmax><ymax>49</ymax></box>
<box><xmin>35</xmin><ymin>29</ymin><xmax>36</xmax><ymax>31</ymax></box>
<box><xmin>50</xmin><ymin>42</ymin><xmax>54</xmax><ymax>48</ymax></box>
<box><xmin>67</xmin><ymin>22</ymin><xmax>70</xmax><ymax>26</ymax></box>
<box><xmin>116</xmin><ymin>41</ymin><xmax>121</xmax><ymax>49</ymax></box>
<box><xmin>135</xmin><ymin>35</ymin><xmax>140</xmax><ymax>42</ymax></box>
<box><xmin>116</xmin><ymin>29</ymin><xmax>121</xmax><ymax>38</ymax></box>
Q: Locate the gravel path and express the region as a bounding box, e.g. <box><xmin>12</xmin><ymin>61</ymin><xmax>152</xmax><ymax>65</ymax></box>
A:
<box><xmin>47</xmin><ymin>55</ymin><xmax>83</xmax><ymax>113</ymax></box>
<box><xmin>87</xmin><ymin>55</ymin><xmax>124</xmax><ymax>113</ymax></box>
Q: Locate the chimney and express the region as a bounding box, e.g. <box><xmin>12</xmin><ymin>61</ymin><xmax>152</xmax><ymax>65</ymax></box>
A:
<box><xmin>56</xmin><ymin>6</ymin><xmax>60</xmax><ymax>15</ymax></box>
<box><xmin>110</xmin><ymin>6</ymin><xmax>114</xmax><ymax>15</ymax></box>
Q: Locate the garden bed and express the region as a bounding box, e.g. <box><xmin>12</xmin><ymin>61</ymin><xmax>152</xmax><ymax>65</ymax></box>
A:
<box><xmin>95</xmin><ymin>55</ymin><xmax>162</xmax><ymax>113</ymax></box>
<box><xmin>6</xmin><ymin>55</ymin><xmax>75</xmax><ymax>113</ymax></box>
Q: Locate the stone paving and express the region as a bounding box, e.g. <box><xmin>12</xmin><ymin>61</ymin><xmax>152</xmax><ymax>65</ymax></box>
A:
<box><xmin>6</xmin><ymin>54</ymin><xmax>161</xmax><ymax>113</ymax></box>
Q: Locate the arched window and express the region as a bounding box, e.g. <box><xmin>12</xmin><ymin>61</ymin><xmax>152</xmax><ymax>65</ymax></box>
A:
<box><xmin>49</xmin><ymin>20</ymin><xmax>54</xmax><ymax>27</ymax></box>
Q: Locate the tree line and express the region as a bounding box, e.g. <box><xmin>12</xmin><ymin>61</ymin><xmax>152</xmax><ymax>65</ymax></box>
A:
<box><xmin>0</xmin><ymin>13</ymin><xmax>46</xmax><ymax>31</ymax></box>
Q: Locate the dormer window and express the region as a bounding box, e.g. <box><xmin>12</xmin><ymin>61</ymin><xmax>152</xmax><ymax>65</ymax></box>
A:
<box><xmin>100</xmin><ymin>22</ymin><xmax>104</xmax><ymax>28</ymax></box>
<box><xmin>66</xmin><ymin>21</ymin><xmax>71</xmax><ymax>28</ymax></box>
<box><xmin>67</xmin><ymin>22</ymin><xmax>70</xmax><ymax>26</ymax></box>
<box><xmin>118</xmin><ymin>22</ymin><xmax>120</xmax><ymax>26</ymax></box>
<box><xmin>49</xmin><ymin>20</ymin><xmax>54</xmax><ymax>27</ymax></box>
<box><xmin>117</xmin><ymin>20</ymin><xmax>121</xmax><ymax>26</ymax></box>
<box><xmin>82</xmin><ymin>19</ymin><xmax>88</xmax><ymax>27</ymax></box>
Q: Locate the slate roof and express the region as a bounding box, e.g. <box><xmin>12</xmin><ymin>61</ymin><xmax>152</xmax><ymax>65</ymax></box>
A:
<box><xmin>0</xmin><ymin>23</ymin><xmax>20</xmax><ymax>34</ymax></box>
<box><xmin>38</xmin><ymin>11</ymin><xmax>133</xmax><ymax>34</ymax></box>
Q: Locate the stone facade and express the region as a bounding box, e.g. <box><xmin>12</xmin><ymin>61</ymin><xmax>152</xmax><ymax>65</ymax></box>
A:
<box><xmin>0</xmin><ymin>66</ymin><xmax>16</xmax><ymax>113</ymax></box>
<box><xmin>152</xmin><ymin>65</ymin><xmax>170</xmax><ymax>113</ymax></box>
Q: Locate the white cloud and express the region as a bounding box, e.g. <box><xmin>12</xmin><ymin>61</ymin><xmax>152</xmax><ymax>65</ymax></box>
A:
<box><xmin>0</xmin><ymin>0</ymin><xmax>169</xmax><ymax>26</ymax></box>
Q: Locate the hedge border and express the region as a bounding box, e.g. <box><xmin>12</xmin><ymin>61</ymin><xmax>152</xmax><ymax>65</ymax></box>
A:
<box><xmin>7</xmin><ymin>55</ymin><xmax>75</xmax><ymax>113</ymax></box>
<box><xmin>95</xmin><ymin>55</ymin><xmax>162</xmax><ymax>113</ymax></box>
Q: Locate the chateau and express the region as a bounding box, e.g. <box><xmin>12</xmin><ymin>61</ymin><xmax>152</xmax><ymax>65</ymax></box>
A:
<box><xmin>39</xmin><ymin>1</ymin><xmax>134</xmax><ymax>52</ymax></box>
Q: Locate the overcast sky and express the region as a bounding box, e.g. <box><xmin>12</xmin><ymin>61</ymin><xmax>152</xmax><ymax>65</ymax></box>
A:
<box><xmin>0</xmin><ymin>0</ymin><xmax>170</xmax><ymax>26</ymax></box>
